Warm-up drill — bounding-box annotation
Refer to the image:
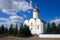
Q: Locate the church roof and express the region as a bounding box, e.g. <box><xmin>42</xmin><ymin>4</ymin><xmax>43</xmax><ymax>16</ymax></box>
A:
<box><xmin>41</xmin><ymin>19</ymin><xmax>46</xmax><ymax>23</ymax></box>
<box><xmin>33</xmin><ymin>7</ymin><xmax>39</xmax><ymax>12</ymax></box>
<box><xmin>38</xmin><ymin>18</ymin><xmax>46</xmax><ymax>23</ymax></box>
<box><xmin>27</xmin><ymin>18</ymin><xmax>46</xmax><ymax>24</ymax></box>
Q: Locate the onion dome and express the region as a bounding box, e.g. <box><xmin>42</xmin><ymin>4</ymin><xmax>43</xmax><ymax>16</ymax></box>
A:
<box><xmin>33</xmin><ymin>7</ymin><xmax>39</xmax><ymax>12</ymax></box>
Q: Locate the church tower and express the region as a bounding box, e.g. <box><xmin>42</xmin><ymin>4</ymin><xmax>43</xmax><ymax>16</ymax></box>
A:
<box><xmin>33</xmin><ymin>7</ymin><xmax>39</xmax><ymax>19</ymax></box>
<box><xmin>24</xmin><ymin>7</ymin><xmax>46</xmax><ymax>35</ymax></box>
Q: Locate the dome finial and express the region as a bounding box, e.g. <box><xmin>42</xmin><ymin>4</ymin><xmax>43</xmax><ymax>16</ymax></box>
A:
<box><xmin>33</xmin><ymin>6</ymin><xmax>39</xmax><ymax>12</ymax></box>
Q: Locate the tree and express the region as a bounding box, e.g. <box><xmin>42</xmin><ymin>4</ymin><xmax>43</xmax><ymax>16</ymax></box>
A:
<box><xmin>0</xmin><ymin>26</ymin><xmax>2</xmax><ymax>34</ymax></box>
<box><xmin>0</xmin><ymin>24</ymin><xmax>5</xmax><ymax>34</ymax></box>
<box><xmin>57</xmin><ymin>23</ymin><xmax>60</xmax><ymax>34</ymax></box>
<box><xmin>24</xmin><ymin>25</ymin><xmax>32</xmax><ymax>36</ymax></box>
<box><xmin>5</xmin><ymin>27</ymin><xmax>8</xmax><ymax>34</ymax></box>
<box><xmin>18</xmin><ymin>25</ymin><xmax>32</xmax><ymax>37</ymax></box>
<box><xmin>9</xmin><ymin>24</ymin><xmax>14</xmax><ymax>35</ymax></box>
<box><xmin>17</xmin><ymin>24</ymin><xmax>23</xmax><ymax>37</ymax></box>
<box><xmin>46</xmin><ymin>23</ymin><xmax>52</xmax><ymax>34</ymax></box>
<box><xmin>51</xmin><ymin>22</ymin><xmax>57</xmax><ymax>34</ymax></box>
<box><xmin>13</xmin><ymin>24</ymin><xmax>18</xmax><ymax>36</ymax></box>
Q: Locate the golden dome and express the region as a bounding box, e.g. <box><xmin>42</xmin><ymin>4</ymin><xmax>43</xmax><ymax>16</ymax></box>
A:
<box><xmin>33</xmin><ymin>7</ymin><xmax>39</xmax><ymax>12</ymax></box>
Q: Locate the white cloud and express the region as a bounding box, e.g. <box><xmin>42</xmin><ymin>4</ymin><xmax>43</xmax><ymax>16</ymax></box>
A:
<box><xmin>0</xmin><ymin>0</ymin><xmax>33</xmax><ymax>27</ymax></box>
<box><xmin>28</xmin><ymin>10</ymin><xmax>31</xmax><ymax>13</ymax></box>
<box><xmin>0</xmin><ymin>0</ymin><xmax>16</xmax><ymax>15</ymax></box>
<box><xmin>0</xmin><ymin>18</ymin><xmax>11</xmax><ymax>27</ymax></box>
<box><xmin>12</xmin><ymin>0</ymin><xmax>33</xmax><ymax>12</ymax></box>
<box><xmin>2</xmin><ymin>9</ymin><xmax>17</xmax><ymax>16</ymax></box>
<box><xmin>50</xmin><ymin>18</ymin><xmax>60</xmax><ymax>26</ymax></box>
<box><xmin>23</xmin><ymin>14</ymin><xmax>27</xmax><ymax>18</ymax></box>
<box><xmin>0</xmin><ymin>15</ymin><xmax>24</xmax><ymax>27</ymax></box>
<box><xmin>0</xmin><ymin>0</ymin><xmax>33</xmax><ymax>15</ymax></box>
<box><xmin>0</xmin><ymin>0</ymin><xmax>11</xmax><ymax>9</ymax></box>
<box><xmin>9</xmin><ymin>15</ymin><xmax>24</xmax><ymax>23</ymax></box>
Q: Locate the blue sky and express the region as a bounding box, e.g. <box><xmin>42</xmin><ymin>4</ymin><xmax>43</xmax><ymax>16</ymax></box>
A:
<box><xmin>32</xmin><ymin>0</ymin><xmax>60</xmax><ymax>23</ymax></box>
<box><xmin>0</xmin><ymin>0</ymin><xmax>60</xmax><ymax>26</ymax></box>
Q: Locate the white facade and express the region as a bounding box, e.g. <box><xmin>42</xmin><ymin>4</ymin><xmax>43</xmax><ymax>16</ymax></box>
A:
<box><xmin>24</xmin><ymin>8</ymin><xmax>46</xmax><ymax>35</ymax></box>
<box><xmin>33</xmin><ymin>12</ymin><xmax>38</xmax><ymax>18</ymax></box>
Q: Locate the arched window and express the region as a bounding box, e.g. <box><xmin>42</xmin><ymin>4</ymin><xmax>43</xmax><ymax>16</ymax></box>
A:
<box><xmin>37</xmin><ymin>26</ymin><xmax>39</xmax><ymax>29</ymax></box>
<box><xmin>31</xmin><ymin>28</ymin><xmax>33</xmax><ymax>30</ymax></box>
<box><xmin>31</xmin><ymin>23</ymin><xmax>33</xmax><ymax>25</ymax></box>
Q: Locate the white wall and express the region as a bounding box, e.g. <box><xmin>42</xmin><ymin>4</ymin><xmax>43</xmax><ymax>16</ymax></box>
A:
<box><xmin>24</xmin><ymin>20</ymin><xmax>29</xmax><ymax>25</ymax></box>
<box><xmin>24</xmin><ymin>18</ymin><xmax>46</xmax><ymax>35</ymax></box>
<box><xmin>29</xmin><ymin>19</ymin><xmax>36</xmax><ymax>34</ymax></box>
<box><xmin>33</xmin><ymin>12</ymin><xmax>38</xmax><ymax>18</ymax></box>
<box><xmin>28</xmin><ymin>18</ymin><xmax>44</xmax><ymax>35</ymax></box>
<box><xmin>39</xmin><ymin>34</ymin><xmax>60</xmax><ymax>38</ymax></box>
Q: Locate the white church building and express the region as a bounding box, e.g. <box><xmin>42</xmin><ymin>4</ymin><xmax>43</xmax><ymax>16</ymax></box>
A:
<box><xmin>24</xmin><ymin>7</ymin><xmax>46</xmax><ymax>35</ymax></box>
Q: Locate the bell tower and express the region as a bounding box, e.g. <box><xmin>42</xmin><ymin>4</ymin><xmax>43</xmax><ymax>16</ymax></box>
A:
<box><xmin>33</xmin><ymin>7</ymin><xmax>39</xmax><ymax>19</ymax></box>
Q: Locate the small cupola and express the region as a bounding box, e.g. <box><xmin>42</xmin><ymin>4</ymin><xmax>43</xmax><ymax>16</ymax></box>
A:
<box><xmin>33</xmin><ymin>7</ymin><xmax>39</xmax><ymax>12</ymax></box>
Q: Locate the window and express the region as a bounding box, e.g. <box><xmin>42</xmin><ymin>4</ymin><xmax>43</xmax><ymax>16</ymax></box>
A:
<box><xmin>31</xmin><ymin>28</ymin><xmax>33</xmax><ymax>30</ymax></box>
<box><xmin>37</xmin><ymin>26</ymin><xmax>39</xmax><ymax>29</ymax></box>
<box><xmin>31</xmin><ymin>23</ymin><xmax>33</xmax><ymax>25</ymax></box>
